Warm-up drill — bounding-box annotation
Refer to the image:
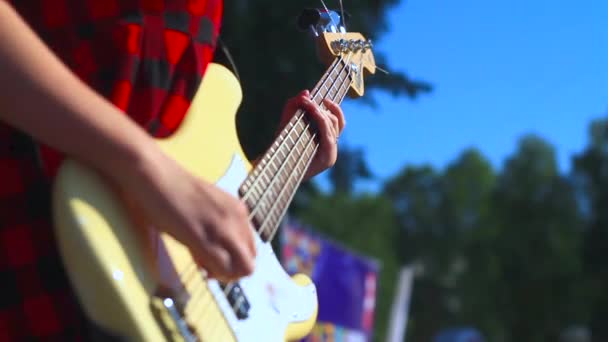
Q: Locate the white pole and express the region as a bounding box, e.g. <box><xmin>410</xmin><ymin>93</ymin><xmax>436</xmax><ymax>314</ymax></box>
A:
<box><xmin>385</xmin><ymin>266</ymin><xmax>415</xmax><ymax>342</ymax></box>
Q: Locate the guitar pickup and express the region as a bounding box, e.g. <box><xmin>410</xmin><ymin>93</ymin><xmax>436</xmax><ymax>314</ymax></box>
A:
<box><xmin>220</xmin><ymin>282</ymin><xmax>251</xmax><ymax>320</ymax></box>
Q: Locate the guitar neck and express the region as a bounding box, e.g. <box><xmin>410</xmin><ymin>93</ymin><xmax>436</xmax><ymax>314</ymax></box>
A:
<box><xmin>239</xmin><ymin>57</ymin><xmax>353</xmax><ymax>241</ymax></box>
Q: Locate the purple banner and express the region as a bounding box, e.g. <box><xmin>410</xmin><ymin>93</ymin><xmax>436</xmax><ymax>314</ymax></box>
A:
<box><xmin>281</xmin><ymin>221</ymin><xmax>379</xmax><ymax>341</ymax></box>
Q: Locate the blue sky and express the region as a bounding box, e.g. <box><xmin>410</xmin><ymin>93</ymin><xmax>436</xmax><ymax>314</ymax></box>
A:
<box><xmin>328</xmin><ymin>0</ymin><xmax>608</xmax><ymax>191</ymax></box>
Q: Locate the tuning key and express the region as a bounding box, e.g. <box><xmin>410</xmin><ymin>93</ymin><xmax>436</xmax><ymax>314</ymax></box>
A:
<box><xmin>333</xmin><ymin>38</ymin><xmax>348</xmax><ymax>53</ymax></box>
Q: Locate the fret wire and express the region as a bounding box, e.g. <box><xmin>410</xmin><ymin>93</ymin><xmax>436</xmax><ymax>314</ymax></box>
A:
<box><xmin>252</xmin><ymin>107</ymin><xmax>320</xmax><ymax>233</ymax></box>
<box><xmin>260</xmin><ymin>142</ymin><xmax>320</xmax><ymax>241</ymax></box>
<box><xmin>261</xmin><ymin>172</ymin><xmax>271</xmax><ymax>186</ymax></box>
<box><xmin>258</xmin><ymin>54</ymin><xmax>356</xmax><ymax>239</ymax></box>
<box><xmin>314</xmin><ymin>58</ymin><xmax>351</xmax><ymax>105</ymax></box>
<box><xmin>287</xmin><ymin>134</ymin><xmax>295</xmax><ymax>147</ymax></box>
<box><xmin>243</xmin><ymin>54</ymin><xmax>354</xmax><ymax>235</ymax></box>
<box><xmin>249</xmin><ymin>102</ymin><xmax>312</xmax><ymax>182</ymax></box>
<box><xmin>243</xmin><ymin>128</ymin><xmax>295</xmax><ymax>207</ymax></box>
<box><xmin>258</xmin><ymin>132</ymin><xmax>319</xmax><ymax>239</ymax></box>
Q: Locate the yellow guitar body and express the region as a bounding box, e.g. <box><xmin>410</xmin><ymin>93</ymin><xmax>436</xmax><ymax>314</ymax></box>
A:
<box><xmin>53</xmin><ymin>63</ymin><xmax>318</xmax><ymax>341</ymax></box>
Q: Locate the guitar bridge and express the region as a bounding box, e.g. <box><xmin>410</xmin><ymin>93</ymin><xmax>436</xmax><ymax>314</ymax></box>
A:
<box><xmin>150</xmin><ymin>296</ymin><xmax>198</xmax><ymax>342</ymax></box>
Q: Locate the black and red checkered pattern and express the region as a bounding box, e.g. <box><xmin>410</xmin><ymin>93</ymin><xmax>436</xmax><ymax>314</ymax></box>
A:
<box><xmin>0</xmin><ymin>0</ymin><xmax>222</xmax><ymax>339</ymax></box>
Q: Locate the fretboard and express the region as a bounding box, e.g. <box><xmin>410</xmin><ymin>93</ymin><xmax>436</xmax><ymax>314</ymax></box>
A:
<box><xmin>239</xmin><ymin>57</ymin><xmax>354</xmax><ymax>241</ymax></box>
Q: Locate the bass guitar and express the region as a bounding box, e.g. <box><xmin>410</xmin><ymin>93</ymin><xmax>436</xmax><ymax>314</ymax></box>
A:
<box><xmin>53</xmin><ymin>9</ymin><xmax>376</xmax><ymax>341</ymax></box>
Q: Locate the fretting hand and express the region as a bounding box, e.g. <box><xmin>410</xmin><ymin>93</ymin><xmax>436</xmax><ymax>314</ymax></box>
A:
<box><xmin>277</xmin><ymin>90</ymin><xmax>346</xmax><ymax>180</ymax></box>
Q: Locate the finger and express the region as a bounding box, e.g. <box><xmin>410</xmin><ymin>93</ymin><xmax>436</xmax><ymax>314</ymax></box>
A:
<box><xmin>323</xmin><ymin>99</ymin><xmax>346</xmax><ymax>135</ymax></box>
<box><xmin>216</xmin><ymin>224</ymin><xmax>256</xmax><ymax>277</ymax></box>
<box><xmin>327</xmin><ymin>111</ymin><xmax>340</xmax><ymax>139</ymax></box>
<box><xmin>300</xmin><ymin>98</ymin><xmax>332</xmax><ymax>133</ymax></box>
<box><xmin>249</xmin><ymin>229</ymin><xmax>257</xmax><ymax>257</ymax></box>
<box><xmin>286</xmin><ymin>90</ymin><xmax>310</xmax><ymax>112</ymax></box>
<box><xmin>301</xmin><ymin>98</ymin><xmax>338</xmax><ymax>158</ymax></box>
<box><xmin>189</xmin><ymin>216</ymin><xmax>245</xmax><ymax>280</ymax></box>
<box><xmin>235</xmin><ymin>200</ymin><xmax>256</xmax><ymax>257</ymax></box>
<box><xmin>279</xmin><ymin>90</ymin><xmax>310</xmax><ymax>129</ymax></box>
<box><xmin>312</xmin><ymin>100</ymin><xmax>338</xmax><ymax>140</ymax></box>
<box><xmin>192</xmin><ymin>241</ymin><xmax>233</xmax><ymax>280</ymax></box>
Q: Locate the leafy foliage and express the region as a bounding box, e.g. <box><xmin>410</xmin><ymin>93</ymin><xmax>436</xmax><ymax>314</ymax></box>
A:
<box><xmin>291</xmin><ymin>130</ymin><xmax>603</xmax><ymax>341</ymax></box>
<box><xmin>465</xmin><ymin>136</ymin><xmax>584</xmax><ymax>341</ymax></box>
<box><xmin>218</xmin><ymin>0</ymin><xmax>432</xmax><ymax>160</ymax></box>
<box><xmin>329</xmin><ymin>144</ymin><xmax>374</xmax><ymax>194</ymax></box>
<box><xmin>573</xmin><ymin>118</ymin><xmax>608</xmax><ymax>342</ymax></box>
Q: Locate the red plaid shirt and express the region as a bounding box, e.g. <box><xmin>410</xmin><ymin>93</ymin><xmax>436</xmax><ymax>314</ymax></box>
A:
<box><xmin>0</xmin><ymin>0</ymin><xmax>222</xmax><ymax>340</ymax></box>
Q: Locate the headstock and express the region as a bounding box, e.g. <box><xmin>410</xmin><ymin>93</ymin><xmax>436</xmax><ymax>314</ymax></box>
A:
<box><xmin>297</xmin><ymin>9</ymin><xmax>377</xmax><ymax>98</ymax></box>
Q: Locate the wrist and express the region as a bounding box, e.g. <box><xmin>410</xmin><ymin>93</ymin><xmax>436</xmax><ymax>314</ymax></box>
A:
<box><xmin>92</xmin><ymin>130</ymin><xmax>158</xmax><ymax>187</ymax></box>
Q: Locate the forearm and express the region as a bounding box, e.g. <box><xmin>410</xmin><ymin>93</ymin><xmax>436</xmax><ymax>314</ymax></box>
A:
<box><xmin>0</xmin><ymin>2</ymin><xmax>153</xmax><ymax>177</ymax></box>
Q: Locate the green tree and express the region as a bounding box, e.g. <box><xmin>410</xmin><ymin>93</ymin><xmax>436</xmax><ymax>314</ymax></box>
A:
<box><xmin>383</xmin><ymin>165</ymin><xmax>444</xmax><ymax>268</ymax></box>
<box><xmin>469</xmin><ymin>135</ymin><xmax>584</xmax><ymax>341</ymax></box>
<box><xmin>328</xmin><ymin>143</ymin><xmax>374</xmax><ymax>194</ymax></box>
<box><xmin>439</xmin><ymin>149</ymin><xmax>496</xmax><ymax>334</ymax></box>
<box><xmin>382</xmin><ymin>140</ymin><xmax>585</xmax><ymax>341</ymax></box>
<box><xmin>382</xmin><ymin>150</ymin><xmax>496</xmax><ymax>341</ymax></box>
<box><xmin>217</xmin><ymin>0</ymin><xmax>432</xmax><ymax>159</ymax></box>
<box><xmin>441</xmin><ymin>148</ymin><xmax>495</xmax><ymax>233</ymax></box>
<box><xmin>572</xmin><ymin>117</ymin><xmax>608</xmax><ymax>342</ymax></box>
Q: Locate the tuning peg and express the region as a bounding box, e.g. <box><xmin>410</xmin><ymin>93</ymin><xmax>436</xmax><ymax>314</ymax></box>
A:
<box><xmin>356</xmin><ymin>39</ymin><xmax>366</xmax><ymax>51</ymax></box>
<box><xmin>297</xmin><ymin>8</ymin><xmax>345</xmax><ymax>37</ymax></box>
<box><xmin>335</xmin><ymin>38</ymin><xmax>349</xmax><ymax>52</ymax></box>
<box><xmin>347</xmin><ymin>39</ymin><xmax>356</xmax><ymax>52</ymax></box>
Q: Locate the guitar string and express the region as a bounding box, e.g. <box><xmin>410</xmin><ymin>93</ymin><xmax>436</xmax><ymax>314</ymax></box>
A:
<box><xmin>182</xmin><ymin>82</ymin><xmax>352</xmax><ymax>333</ymax></box>
<box><xmin>174</xmin><ymin>28</ymin><xmax>364</xmax><ymax>334</ymax></box>
<box><xmin>176</xmin><ymin>66</ymin><xmax>349</xmax><ymax>312</ymax></box>
<box><xmin>188</xmin><ymin>286</ymin><xmax>220</xmax><ymax>336</ymax></box>
<box><xmin>149</xmin><ymin>7</ymin><xmax>354</xmax><ymax>336</ymax></box>
<box><xmin>180</xmin><ymin>53</ymin><xmax>354</xmax><ymax>302</ymax></box>
<box><xmin>239</xmin><ymin>56</ymin><xmax>344</xmax><ymax>205</ymax></box>
<box><xmin>243</xmin><ymin>57</ymin><xmax>351</xmax><ymax>235</ymax></box>
<box><xmin>240</xmin><ymin>56</ymin><xmax>351</xmax><ymax>219</ymax></box>
<box><xmin>179</xmin><ymin>53</ymin><xmax>356</xmax><ymax>319</ymax></box>
<box><xmin>255</xmin><ymin>54</ymin><xmax>355</xmax><ymax>240</ymax></box>
<box><xmin>184</xmin><ymin>111</ymin><xmax>348</xmax><ymax>340</ymax></box>
<box><xmin>176</xmin><ymin>56</ymin><xmax>349</xmax><ymax>303</ymax></box>
<box><xmin>186</xmin><ymin>272</ymin><xmax>243</xmax><ymax>341</ymax></box>
<box><xmin>339</xmin><ymin>0</ymin><xmax>347</xmax><ymax>31</ymax></box>
<box><xmin>178</xmin><ymin>66</ymin><xmax>356</xmax><ymax>320</ymax></box>
<box><xmin>180</xmin><ymin>60</ymin><xmax>350</xmax><ymax>314</ymax></box>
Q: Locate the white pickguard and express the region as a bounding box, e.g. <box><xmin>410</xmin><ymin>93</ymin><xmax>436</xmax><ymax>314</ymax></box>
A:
<box><xmin>209</xmin><ymin>154</ymin><xmax>318</xmax><ymax>341</ymax></box>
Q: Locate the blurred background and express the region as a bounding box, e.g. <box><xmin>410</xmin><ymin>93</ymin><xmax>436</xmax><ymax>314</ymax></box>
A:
<box><xmin>217</xmin><ymin>0</ymin><xmax>607</xmax><ymax>341</ymax></box>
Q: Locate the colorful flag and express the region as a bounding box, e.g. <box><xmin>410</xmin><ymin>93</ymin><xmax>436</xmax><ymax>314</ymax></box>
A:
<box><xmin>281</xmin><ymin>220</ymin><xmax>380</xmax><ymax>341</ymax></box>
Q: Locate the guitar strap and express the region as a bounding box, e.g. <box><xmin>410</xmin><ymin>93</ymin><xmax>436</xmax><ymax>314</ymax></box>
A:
<box><xmin>214</xmin><ymin>36</ymin><xmax>241</xmax><ymax>82</ymax></box>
